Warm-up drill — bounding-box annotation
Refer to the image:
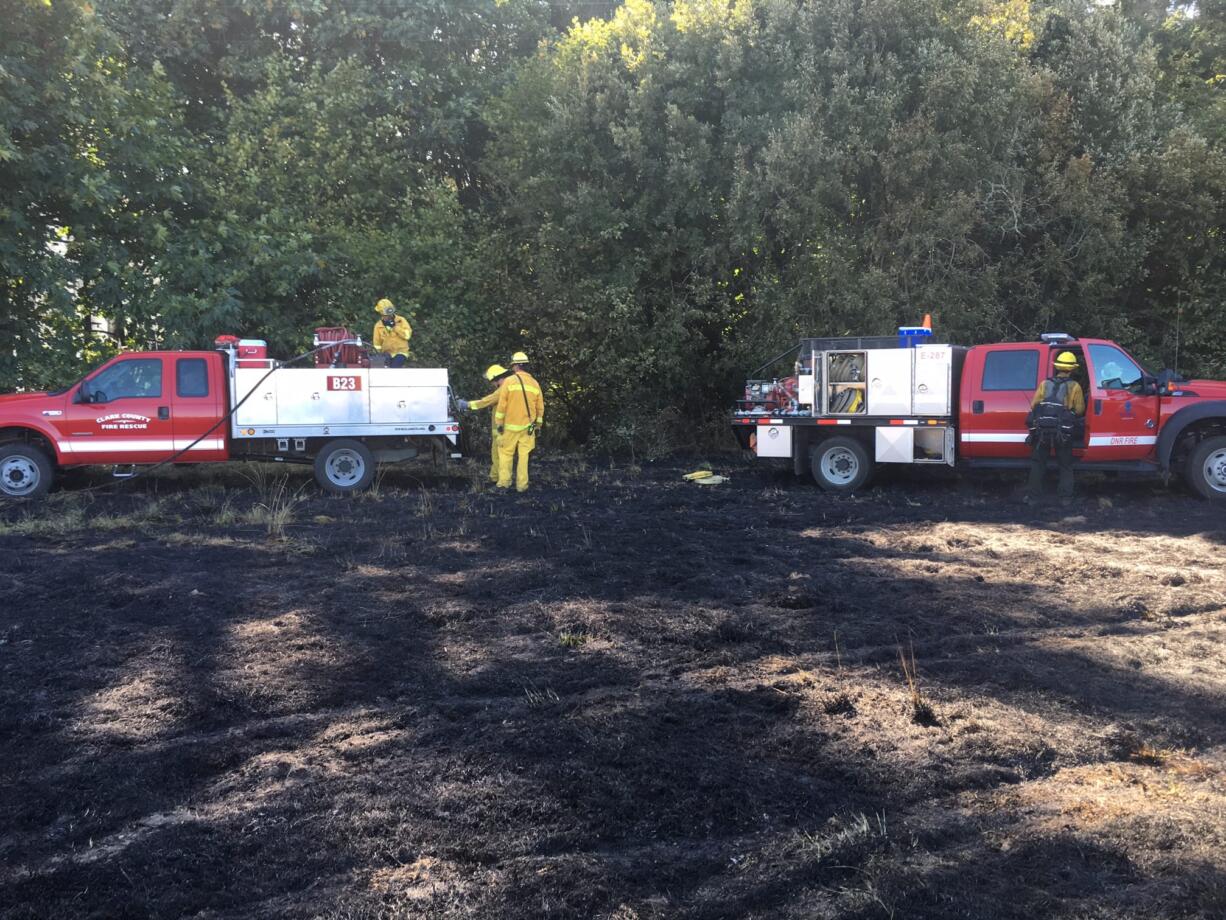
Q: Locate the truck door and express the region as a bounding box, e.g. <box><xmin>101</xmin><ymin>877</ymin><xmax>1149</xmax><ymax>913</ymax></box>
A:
<box><xmin>172</xmin><ymin>356</ymin><xmax>227</xmax><ymax>461</ymax></box>
<box><xmin>1081</xmin><ymin>343</ymin><xmax>1161</xmax><ymax>462</ymax></box>
<box><xmin>55</xmin><ymin>355</ymin><xmax>177</xmax><ymax>464</ymax></box>
<box><xmin>959</xmin><ymin>345</ymin><xmax>1042</xmax><ymax>458</ymax></box>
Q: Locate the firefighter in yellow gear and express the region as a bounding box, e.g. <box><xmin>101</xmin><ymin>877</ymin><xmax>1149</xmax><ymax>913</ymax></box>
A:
<box><xmin>463</xmin><ymin>364</ymin><xmax>509</xmax><ymax>482</ymax></box>
<box><xmin>494</xmin><ymin>351</ymin><xmax>544</xmax><ymax>492</ymax></box>
<box><xmin>372</xmin><ymin>298</ymin><xmax>412</xmax><ymax>367</ymax></box>
<box><xmin>1026</xmin><ymin>350</ymin><xmax>1086</xmax><ymax>500</ymax></box>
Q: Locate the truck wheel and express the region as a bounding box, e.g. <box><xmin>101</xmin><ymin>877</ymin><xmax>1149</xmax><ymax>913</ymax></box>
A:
<box><xmin>810</xmin><ymin>436</ymin><xmax>872</xmax><ymax>493</ymax></box>
<box><xmin>0</xmin><ymin>443</ymin><xmax>54</xmax><ymax>499</ymax></box>
<box><xmin>1187</xmin><ymin>436</ymin><xmax>1226</xmax><ymax>500</ymax></box>
<box><xmin>314</xmin><ymin>439</ymin><xmax>376</xmax><ymax>494</ymax></box>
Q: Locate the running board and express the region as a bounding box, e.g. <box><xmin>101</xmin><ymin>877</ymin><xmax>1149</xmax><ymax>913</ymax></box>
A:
<box><xmin>959</xmin><ymin>458</ymin><xmax>1159</xmax><ymax>474</ymax></box>
<box><xmin>111</xmin><ymin>464</ymin><xmax>139</xmax><ymax>479</ymax></box>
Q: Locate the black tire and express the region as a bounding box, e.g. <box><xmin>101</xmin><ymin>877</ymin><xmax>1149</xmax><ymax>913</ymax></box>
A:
<box><xmin>810</xmin><ymin>435</ymin><xmax>873</xmax><ymax>493</ymax></box>
<box><xmin>1186</xmin><ymin>435</ymin><xmax>1226</xmax><ymax>501</ymax></box>
<box><xmin>0</xmin><ymin>443</ymin><xmax>54</xmax><ymax>499</ymax></box>
<box><xmin>313</xmin><ymin>439</ymin><xmax>376</xmax><ymax>495</ymax></box>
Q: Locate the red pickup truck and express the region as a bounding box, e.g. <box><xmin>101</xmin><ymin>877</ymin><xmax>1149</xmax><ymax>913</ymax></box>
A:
<box><xmin>733</xmin><ymin>333</ymin><xmax>1226</xmax><ymax>500</ymax></box>
<box><xmin>0</xmin><ymin>344</ymin><xmax>461</xmax><ymax>498</ymax></box>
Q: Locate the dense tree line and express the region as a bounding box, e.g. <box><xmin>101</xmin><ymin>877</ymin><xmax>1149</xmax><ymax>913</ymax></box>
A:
<box><xmin>2</xmin><ymin>0</ymin><xmax>1222</xmax><ymax>449</ymax></box>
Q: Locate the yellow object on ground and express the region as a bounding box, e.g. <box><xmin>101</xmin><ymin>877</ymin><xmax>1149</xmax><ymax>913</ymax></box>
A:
<box><xmin>373</xmin><ymin>315</ymin><xmax>412</xmax><ymax>358</ymax></box>
<box><xmin>683</xmin><ymin>470</ymin><xmax>714</xmax><ymax>481</ymax></box>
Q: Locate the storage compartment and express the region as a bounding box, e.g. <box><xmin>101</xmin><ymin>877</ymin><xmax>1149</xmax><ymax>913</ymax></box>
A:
<box><xmin>875</xmin><ymin>425</ymin><xmax>953</xmax><ymax>464</ymax></box>
<box><xmin>276</xmin><ymin>369</ymin><xmax>369</xmax><ymax>425</ymax></box>
<box><xmin>866</xmin><ymin>349</ymin><xmax>914</xmax><ymax>416</ymax></box>
<box><xmin>237</xmin><ymin>339</ymin><xmax>268</xmax><ymax>369</ymax></box>
<box><xmin>875</xmin><ymin>427</ymin><xmax>913</xmax><ymax>463</ymax></box>
<box><xmin>913</xmin><ymin>426</ymin><xmax>951</xmax><ymax>463</ymax></box>
<box><xmin>754</xmin><ymin>424</ymin><xmax>792</xmax><ymax>458</ymax></box>
<box><xmin>369</xmin><ymin>368</ymin><xmax>449</xmax><ymax>423</ymax></box>
<box><xmin>232</xmin><ymin>368</ymin><xmax>278</xmax><ymax>426</ymax></box>
<box><xmin>912</xmin><ymin>345</ymin><xmax>953</xmax><ymax>415</ymax></box>
<box><xmin>826</xmin><ymin>351</ymin><xmax>867</xmax><ymax>415</ymax></box>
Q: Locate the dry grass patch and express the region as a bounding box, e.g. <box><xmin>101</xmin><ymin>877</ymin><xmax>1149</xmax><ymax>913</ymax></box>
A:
<box><xmin>899</xmin><ymin>643</ymin><xmax>939</xmax><ymax>727</ymax></box>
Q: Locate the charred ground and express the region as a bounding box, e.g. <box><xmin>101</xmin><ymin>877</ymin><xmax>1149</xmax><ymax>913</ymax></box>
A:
<box><xmin>1</xmin><ymin>458</ymin><xmax>1224</xmax><ymax>919</ymax></box>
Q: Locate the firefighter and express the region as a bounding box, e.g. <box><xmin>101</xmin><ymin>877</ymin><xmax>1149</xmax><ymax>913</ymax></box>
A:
<box><xmin>494</xmin><ymin>351</ymin><xmax>544</xmax><ymax>492</ymax></box>
<box><xmin>1026</xmin><ymin>350</ymin><xmax>1086</xmax><ymax>501</ymax></box>
<box><xmin>458</xmin><ymin>364</ymin><xmax>510</xmax><ymax>483</ymax></box>
<box><xmin>372</xmin><ymin>298</ymin><xmax>412</xmax><ymax>367</ymax></box>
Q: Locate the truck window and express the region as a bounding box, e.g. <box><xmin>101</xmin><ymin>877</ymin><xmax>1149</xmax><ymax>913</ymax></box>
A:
<box><xmin>1087</xmin><ymin>344</ymin><xmax>1144</xmax><ymax>392</ymax></box>
<box><xmin>86</xmin><ymin>358</ymin><xmax>162</xmax><ymax>403</ymax></box>
<box><xmin>981</xmin><ymin>350</ymin><xmax>1039</xmax><ymax>391</ymax></box>
<box><xmin>176</xmin><ymin>358</ymin><xmax>209</xmax><ymax>398</ymax></box>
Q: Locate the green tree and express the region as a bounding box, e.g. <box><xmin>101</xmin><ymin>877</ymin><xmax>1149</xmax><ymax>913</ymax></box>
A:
<box><xmin>0</xmin><ymin>0</ymin><xmax>186</xmax><ymax>389</ymax></box>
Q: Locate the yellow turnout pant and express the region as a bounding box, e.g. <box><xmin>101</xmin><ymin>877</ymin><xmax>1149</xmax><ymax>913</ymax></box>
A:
<box><xmin>496</xmin><ymin>428</ymin><xmax>535</xmax><ymax>491</ymax></box>
<box><xmin>488</xmin><ymin>426</ymin><xmax>500</xmax><ymax>482</ymax></box>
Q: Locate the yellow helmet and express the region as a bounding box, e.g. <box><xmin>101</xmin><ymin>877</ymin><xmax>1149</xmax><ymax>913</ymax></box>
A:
<box><xmin>376</xmin><ymin>298</ymin><xmax>395</xmax><ymax>315</ymax></box>
<box><xmin>485</xmin><ymin>363</ymin><xmax>507</xmax><ymax>381</ymax></box>
<box><xmin>510</xmin><ymin>351</ymin><xmax>530</xmax><ymax>364</ymax></box>
<box><xmin>1054</xmin><ymin>351</ymin><xmax>1079</xmax><ymax>371</ymax></box>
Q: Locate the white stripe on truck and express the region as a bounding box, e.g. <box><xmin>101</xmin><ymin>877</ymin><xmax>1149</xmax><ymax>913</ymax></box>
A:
<box><xmin>961</xmin><ymin>433</ymin><xmax>1157</xmax><ymax>447</ymax></box>
<box><xmin>960</xmin><ymin>433</ymin><xmax>1029</xmax><ymax>443</ymax></box>
<box><xmin>59</xmin><ymin>438</ymin><xmax>226</xmax><ymax>455</ymax></box>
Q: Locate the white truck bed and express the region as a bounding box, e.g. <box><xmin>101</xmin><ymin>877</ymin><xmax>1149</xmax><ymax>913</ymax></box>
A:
<box><xmin>229</xmin><ymin>365</ymin><xmax>455</xmax><ymax>440</ymax></box>
<box><xmin>749</xmin><ymin>344</ymin><xmax>957</xmax><ymax>466</ymax></box>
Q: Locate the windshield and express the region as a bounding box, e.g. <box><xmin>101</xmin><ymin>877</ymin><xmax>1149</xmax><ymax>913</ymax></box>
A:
<box><xmin>47</xmin><ymin>355</ymin><xmax>126</xmax><ymax>398</ymax></box>
<box><xmin>1088</xmin><ymin>344</ymin><xmax>1146</xmax><ymax>393</ymax></box>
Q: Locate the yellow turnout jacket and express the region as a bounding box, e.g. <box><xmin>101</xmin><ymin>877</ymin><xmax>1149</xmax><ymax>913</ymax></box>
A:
<box><xmin>373</xmin><ymin>316</ymin><xmax>412</xmax><ymax>357</ymax></box>
<box><xmin>495</xmin><ymin>371</ymin><xmax>544</xmax><ymax>431</ymax></box>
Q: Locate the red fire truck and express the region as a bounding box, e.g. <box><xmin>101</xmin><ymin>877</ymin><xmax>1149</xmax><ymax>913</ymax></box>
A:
<box><xmin>733</xmin><ymin>333</ymin><xmax>1226</xmax><ymax>500</ymax></box>
<box><xmin>0</xmin><ymin>336</ymin><xmax>461</xmax><ymax>498</ymax></box>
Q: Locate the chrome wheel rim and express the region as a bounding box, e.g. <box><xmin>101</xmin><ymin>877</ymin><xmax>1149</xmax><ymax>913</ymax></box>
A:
<box><xmin>1204</xmin><ymin>448</ymin><xmax>1226</xmax><ymax>494</ymax></box>
<box><xmin>1</xmin><ymin>455</ymin><xmax>40</xmax><ymax>497</ymax></box>
<box><xmin>821</xmin><ymin>446</ymin><xmax>859</xmax><ymax>486</ymax></box>
<box><xmin>325</xmin><ymin>449</ymin><xmax>365</xmax><ymax>487</ymax></box>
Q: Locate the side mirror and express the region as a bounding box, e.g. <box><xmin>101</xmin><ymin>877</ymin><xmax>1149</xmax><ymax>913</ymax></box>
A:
<box><xmin>76</xmin><ymin>386</ymin><xmax>91</xmax><ymax>404</ymax></box>
<box><xmin>1141</xmin><ymin>374</ymin><xmax>1159</xmax><ymax>397</ymax></box>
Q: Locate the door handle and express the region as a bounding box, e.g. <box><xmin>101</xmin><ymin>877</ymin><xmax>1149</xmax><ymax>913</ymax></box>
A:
<box><xmin>972</xmin><ymin>400</ymin><xmax>984</xmax><ymax>414</ymax></box>
<box><xmin>158</xmin><ymin>406</ymin><xmax>170</xmax><ymax>420</ymax></box>
<box><xmin>1094</xmin><ymin>399</ymin><xmax>1102</xmax><ymax>416</ymax></box>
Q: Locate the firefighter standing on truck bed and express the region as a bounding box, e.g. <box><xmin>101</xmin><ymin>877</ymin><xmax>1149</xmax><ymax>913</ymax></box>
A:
<box><xmin>458</xmin><ymin>364</ymin><xmax>510</xmax><ymax>483</ymax></box>
<box><xmin>495</xmin><ymin>352</ymin><xmax>544</xmax><ymax>492</ymax></box>
<box><xmin>1026</xmin><ymin>350</ymin><xmax>1086</xmax><ymax>502</ymax></box>
<box><xmin>372</xmin><ymin>298</ymin><xmax>412</xmax><ymax>367</ymax></box>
